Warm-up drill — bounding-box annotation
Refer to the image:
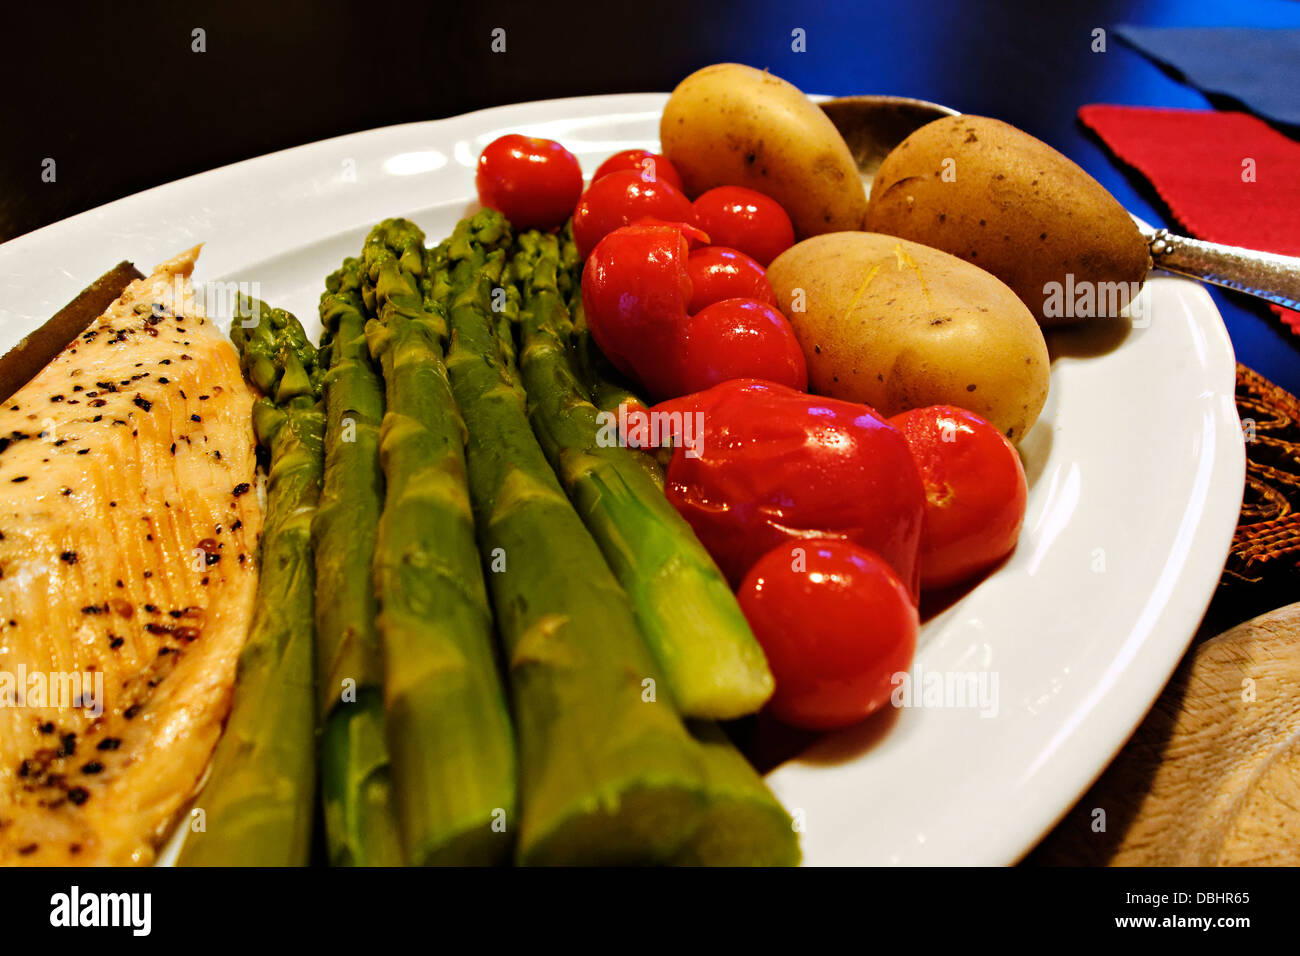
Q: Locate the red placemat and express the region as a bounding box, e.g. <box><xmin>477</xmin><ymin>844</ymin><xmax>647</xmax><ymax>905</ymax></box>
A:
<box><xmin>1078</xmin><ymin>104</ymin><xmax>1300</xmax><ymax>334</ymax></box>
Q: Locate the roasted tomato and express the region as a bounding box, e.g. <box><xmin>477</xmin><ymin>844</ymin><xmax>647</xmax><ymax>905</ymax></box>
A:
<box><xmin>739</xmin><ymin>538</ymin><xmax>918</xmax><ymax>730</ymax></box>
<box><xmin>676</xmin><ymin>298</ymin><xmax>806</xmax><ymax>394</ymax></box>
<box><xmin>685</xmin><ymin>246</ymin><xmax>776</xmax><ymax>313</ymax></box>
<box><xmin>888</xmin><ymin>405</ymin><xmax>1028</xmax><ymax>590</ymax></box>
<box><xmin>475</xmin><ymin>134</ymin><xmax>583</xmax><ymax>230</ymax></box>
<box><xmin>581</xmin><ymin>222</ymin><xmax>694</xmax><ymax>398</ymax></box>
<box><xmin>691</xmin><ymin>186</ymin><xmax>796</xmax><ymax>266</ymax></box>
<box><xmin>655</xmin><ymin>379</ymin><xmax>925</xmax><ymax>593</ymax></box>
<box><xmin>591</xmin><ymin>149</ymin><xmax>685</xmax><ymax>192</ymax></box>
<box><xmin>572</xmin><ymin>170</ymin><xmax>693</xmax><ymax>259</ymax></box>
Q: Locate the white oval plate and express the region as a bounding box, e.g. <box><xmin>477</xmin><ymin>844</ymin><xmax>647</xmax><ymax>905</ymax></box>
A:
<box><xmin>0</xmin><ymin>94</ymin><xmax>1244</xmax><ymax>866</ymax></box>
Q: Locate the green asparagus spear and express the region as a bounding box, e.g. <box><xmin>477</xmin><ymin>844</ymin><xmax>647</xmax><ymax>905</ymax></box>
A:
<box><xmin>673</xmin><ymin>722</ymin><xmax>800</xmax><ymax>866</ymax></box>
<box><xmin>511</xmin><ymin>230</ymin><xmax>796</xmax><ymax>863</ymax></box>
<box><xmin>564</xmin><ymin>298</ymin><xmax>671</xmax><ymax>487</ymax></box>
<box><xmin>178</xmin><ymin>298</ymin><xmax>321</xmax><ymax>866</ymax></box>
<box><xmin>362</xmin><ymin>218</ymin><xmax>516</xmax><ymax>865</ymax></box>
<box><xmin>438</xmin><ymin>210</ymin><xmax>708</xmax><ymax>865</ymax></box>
<box><xmin>509</xmin><ymin>229</ymin><xmax>774</xmax><ymax>720</ymax></box>
<box><xmin>313</xmin><ymin>258</ymin><xmax>403</xmax><ymax>866</ymax></box>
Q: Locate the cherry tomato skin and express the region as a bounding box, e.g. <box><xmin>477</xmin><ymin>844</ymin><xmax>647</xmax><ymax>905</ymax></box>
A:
<box><xmin>691</xmin><ymin>186</ymin><xmax>796</xmax><ymax>266</ymax></box>
<box><xmin>739</xmin><ymin>539</ymin><xmax>918</xmax><ymax>730</ymax></box>
<box><xmin>685</xmin><ymin>246</ymin><xmax>776</xmax><ymax>313</ymax></box>
<box><xmin>581</xmin><ymin>223</ymin><xmax>694</xmax><ymax>398</ymax></box>
<box><xmin>677</xmin><ymin>298</ymin><xmax>807</xmax><ymax>394</ymax></box>
<box><xmin>573</xmin><ymin>171</ymin><xmax>694</xmax><ymax>259</ymax></box>
<box><xmin>591</xmin><ymin>149</ymin><xmax>685</xmax><ymax>192</ymax></box>
<box><xmin>657</xmin><ymin>379</ymin><xmax>925</xmax><ymax>594</ymax></box>
<box><xmin>889</xmin><ymin>405</ymin><xmax>1028</xmax><ymax>590</ymax></box>
<box><xmin>475</xmin><ymin>134</ymin><xmax>583</xmax><ymax>231</ymax></box>
<box><xmin>636</xmin><ymin>217</ymin><xmax>711</xmax><ymax>249</ymax></box>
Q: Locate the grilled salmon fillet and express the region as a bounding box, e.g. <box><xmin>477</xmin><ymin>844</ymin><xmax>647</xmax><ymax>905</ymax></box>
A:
<box><xmin>0</xmin><ymin>248</ymin><xmax>263</xmax><ymax>865</ymax></box>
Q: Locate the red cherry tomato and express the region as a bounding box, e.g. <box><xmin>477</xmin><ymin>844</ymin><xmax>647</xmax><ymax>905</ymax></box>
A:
<box><xmin>691</xmin><ymin>186</ymin><xmax>796</xmax><ymax>266</ymax></box>
<box><xmin>635</xmin><ymin>217</ymin><xmax>710</xmax><ymax>249</ymax></box>
<box><xmin>888</xmin><ymin>405</ymin><xmax>1028</xmax><ymax>590</ymax></box>
<box><xmin>475</xmin><ymin>134</ymin><xmax>583</xmax><ymax>231</ymax></box>
<box><xmin>582</xmin><ymin>222</ymin><xmax>694</xmax><ymax>398</ymax></box>
<box><xmin>656</xmin><ymin>379</ymin><xmax>925</xmax><ymax>593</ymax></box>
<box><xmin>686</xmin><ymin>246</ymin><xmax>776</xmax><ymax>313</ymax></box>
<box><xmin>573</xmin><ymin>170</ymin><xmax>694</xmax><ymax>259</ymax></box>
<box><xmin>739</xmin><ymin>538</ymin><xmax>918</xmax><ymax>730</ymax></box>
<box><xmin>591</xmin><ymin>149</ymin><xmax>685</xmax><ymax>192</ymax></box>
<box><xmin>677</xmin><ymin>298</ymin><xmax>806</xmax><ymax>394</ymax></box>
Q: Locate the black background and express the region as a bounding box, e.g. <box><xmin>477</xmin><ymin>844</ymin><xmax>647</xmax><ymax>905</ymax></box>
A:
<box><xmin>0</xmin><ymin>865</ymin><xmax>1273</xmax><ymax>939</ymax></box>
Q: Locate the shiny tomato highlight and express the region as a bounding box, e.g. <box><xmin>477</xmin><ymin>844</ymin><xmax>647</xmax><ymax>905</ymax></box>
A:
<box><xmin>739</xmin><ymin>538</ymin><xmax>918</xmax><ymax>730</ymax></box>
<box><xmin>889</xmin><ymin>405</ymin><xmax>1028</xmax><ymax>590</ymax></box>
<box><xmin>685</xmin><ymin>246</ymin><xmax>776</xmax><ymax>313</ymax></box>
<box><xmin>581</xmin><ymin>222</ymin><xmax>694</xmax><ymax>399</ymax></box>
<box><xmin>572</xmin><ymin>170</ymin><xmax>693</xmax><ymax>259</ymax></box>
<box><xmin>677</xmin><ymin>298</ymin><xmax>806</xmax><ymax>394</ymax></box>
<box><xmin>657</xmin><ymin>379</ymin><xmax>925</xmax><ymax>593</ymax></box>
<box><xmin>475</xmin><ymin>134</ymin><xmax>583</xmax><ymax>230</ymax></box>
<box><xmin>591</xmin><ymin>149</ymin><xmax>685</xmax><ymax>192</ymax></box>
<box><xmin>691</xmin><ymin>186</ymin><xmax>796</xmax><ymax>266</ymax></box>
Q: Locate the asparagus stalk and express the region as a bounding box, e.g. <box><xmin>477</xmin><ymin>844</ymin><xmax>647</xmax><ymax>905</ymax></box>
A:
<box><xmin>362</xmin><ymin>218</ymin><xmax>516</xmax><ymax>865</ymax></box>
<box><xmin>516</xmin><ymin>230</ymin><xmax>798</xmax><ymax>864</ymax></box>
<box><xmin>437</xmin><ymin>210</ymin><xmax>708</xmax><ymax>865</ymax></box>
<box><xmin>510</xmin><ymin>229</ymin><xmax>774</xmax><ymax>719</ymax></box>
<box><xmin>673</xmin><ymin>722</ymin><xmax>800</xmax><ymax>866</ymax></box>
<box><xmin>573</xmin><ymin>298</ymin><xmax>670</xmax><ymax>486</ymax></box>
<box><xmin>178</xmin><ymin>298</ymin><xmax>321</xmax><ymax>866</ymax></box>
<box><xmin>313</xmin><ymin>258</ymin><xmax>403</xmax><ymax>866</ymax></box>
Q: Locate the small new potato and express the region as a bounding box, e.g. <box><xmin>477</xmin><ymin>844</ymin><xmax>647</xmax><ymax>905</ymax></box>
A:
<box><xmin>864</xmin><ymin>115</ymin><xmax>1151</xmax><ymax>326</ymax></box>
<box><xmin>660</xmin><ymin>63</ymin><xmax>866</xmax><ymax>237</ymax></box>
<box><xmin>768</xmin><ymin>232</ymin><xmax>1050</xmax><ymax>442</ymax></box>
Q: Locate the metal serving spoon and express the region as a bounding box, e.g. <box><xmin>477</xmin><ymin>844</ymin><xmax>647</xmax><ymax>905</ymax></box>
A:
<box><xmin>820</xmin><ymin>95</ymin><xmax>1300</xmax><ymax>312</ymax></box>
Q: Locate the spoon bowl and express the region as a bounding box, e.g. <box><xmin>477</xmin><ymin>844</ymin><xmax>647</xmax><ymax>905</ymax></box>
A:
<box><xmin>819</xmin><ymin>95</ymin><xmax>957</xmax><ymax>189</ymax></box>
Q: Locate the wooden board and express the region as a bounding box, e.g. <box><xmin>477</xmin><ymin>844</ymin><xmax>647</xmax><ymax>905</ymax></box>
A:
<box><xmin>1029</xmin><ymin>601</ymin><xmax>1300</xmax><ymax>865</ymax></box>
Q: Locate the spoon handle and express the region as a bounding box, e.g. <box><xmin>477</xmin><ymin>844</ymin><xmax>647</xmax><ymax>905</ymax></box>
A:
<box><xmin>1147</xmin><ymin>229</ymin><xmax>1300</xmax><ymax>312</ymax></box>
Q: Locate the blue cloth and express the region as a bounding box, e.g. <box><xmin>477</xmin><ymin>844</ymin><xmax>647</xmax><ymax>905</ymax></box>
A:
<box><xmin>1116</xmin><ymin>26</ymin><xmax>1300</xmax><ymax>128</ymax></box>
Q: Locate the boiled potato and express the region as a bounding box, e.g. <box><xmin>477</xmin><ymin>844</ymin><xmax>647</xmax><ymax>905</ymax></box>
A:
<box><xmin>660</xmin><ymin>63</ymin><xmax>866</xmax><ymax>237</ymax></box>
<box><xmin>768</xmin><ymin>232</ymin><xmax>1049</xmax><ymax>442</ymax></box>
<box><xmin>864</xmin><ymin>115</ymin><xmax>1150</xmax><ymax>326</ymax></box>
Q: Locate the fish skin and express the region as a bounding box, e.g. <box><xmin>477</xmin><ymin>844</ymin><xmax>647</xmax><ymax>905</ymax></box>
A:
<box><xmin>0</xmin><ymin>248</ymin><xmax>263</xmax><ymax>865</ymax></box>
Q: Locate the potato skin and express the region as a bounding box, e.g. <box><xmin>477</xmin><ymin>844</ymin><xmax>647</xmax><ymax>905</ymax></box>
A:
<box><xmin>768</xmin><ymin>232</ymin><xmax>1050</xmax><ymax>442</ymax></box>
<box><xmin>660</xmin><ymin>63</ymin><xmax>866</xmax><ymax>237</ymax></box>
<box><xmin>863</xmin><ymin>115</ymin><xmax>1150</xmax><ymax>327</ymax></box>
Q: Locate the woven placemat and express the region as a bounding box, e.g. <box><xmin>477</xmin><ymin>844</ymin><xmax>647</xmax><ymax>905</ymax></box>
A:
<box><xmin>1223</xmin><ymin>364</ymin><xmax>1300</xmax><ymax>585</ymax></box>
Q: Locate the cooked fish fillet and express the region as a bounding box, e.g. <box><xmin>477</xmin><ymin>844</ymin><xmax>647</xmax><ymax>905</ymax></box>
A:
<box><xmin>0</xmin><ymin>248</ymin><xmax>263</xmax><ymax>865</ymax></box>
